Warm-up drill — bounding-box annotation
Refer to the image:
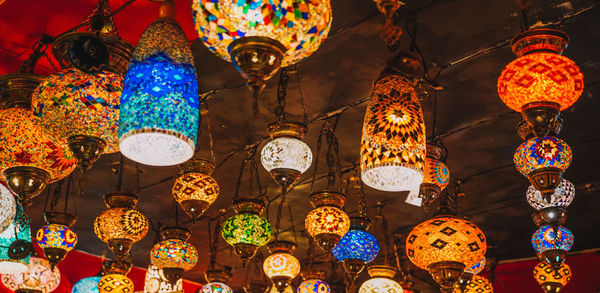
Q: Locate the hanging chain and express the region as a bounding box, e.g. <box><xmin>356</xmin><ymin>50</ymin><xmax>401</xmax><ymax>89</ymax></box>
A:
<box><xmin>292</xmin><ymin>64</ymin><xmax>309</xmax><ymax>126</ymax></box>
<box><xmin>309</xmin><ymin>121</ymin><xmax>327</xmax><ymax>193</ymax></box>
<box><xmin>234</xmin><ymin>146</ymin><xmax>258</xmax><ymax>199</ymax></box>
<box><xmin>115</xmin><ymin>154</ymin><xmax>124</xmax><ymax>191</ymax></box>
<box><xmin>41</xmin><ymin>52</ymin><xmax>59</xmax><ymax>72</ymax></box>
<box><xmin>202</xmin><ymin>101</ymin><xmax>217</xmax><ymax>163</ymax></box>
<box><xmin>49</xmin><ymin>179</ymin><xmax>64</xmax><ymax>212</ymax></box>
<box><xmin>287</xmin><ymin>203</ymin><xmax>298</xmax><ymax>243</ymax></box>
<box><xmin>275</xmin><ymin>67</ymin><xmax>289</xmax><ymax>122</ymax></box>
<box><xmin>274</xmin><ymin>192</ymin><xmax>286</xmax><ymax>240</ymax></box>
<box><xmin>378</xmin><ymin>204</ymin><xmax>392</xmax><ymax>265</ymax></box>
<box><xmin>325</xmin><ymin>115</ymin><xmax>342</xmax><ymax>191</ymax></box>
<box><xmin>352</xmin><ymin>165</ymin><xmax>368</xmax><ymax>218</ymax></box>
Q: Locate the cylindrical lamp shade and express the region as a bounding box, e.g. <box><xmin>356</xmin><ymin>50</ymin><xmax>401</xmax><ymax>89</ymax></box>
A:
<box><xmin>453</xmin><ymin>275</ymin><xmax>493</xmax><ymax>293</ymax></box>
<box><xmin>32</xmin><ymin>68</ymin><xmax>123</xmax><ymax>153</ymax></box>
<box><xmin>203</xmin><ymin>282</ymin><xmax>233</xmax><ymax>293</ymax></box>
<box><xmin>531</xmin><ymin>225</ymin><xmax>574</xmax><ymax>254</ymax></box>
<box><xmin>145</xmin><ymin>265</ymin><xmax>184</xmax><ymax>293</ymax></box>
<box><xmin>0</xmin><ymin>205</ymin><xmax>30</xmax><ymax>274</ymax></box>
<box><xmin>514</xmin><ymin>136</ymin><xmax>572</xmax><ymax>177</ymax></box>
<box><xmin>119</xmin><ymin>18</ymin><xmax>199</xmax><ymax>166</ymax></box>
<box><xmin>359</xmin><ymin>278</ymin><xmax>403</xmax><ymax>293</ymax></box>
<box><xmin>527</xmin><ymin>178</ymin><xmax>575</xmax><ymax>210</ymax></box>
<box><xmin>150</xmin><ymin>239</ymin><xmax>198</xmax><ymax>271</ymax></box>
<box><xmin>533</xmin><ymin>262</ymin><xmax>571</xmax><ymax>288</ymax></box>
<box><xmin>0</xmin><ymin>182</ymin><xmax>16</xmax><ymax>234</ymax></box>
<box><xmin>332</xmin><ymin>229</ymin><xmax>379</xmax><ymax>263</ymax></box>
<box><xmin>297</xmin><ymin>279</ymin><xmax>330</xmax><ymax>293</ymax></box>
<box><xmin>98</xmin><ymin>274</ymin><xmax>134</xmax><ymax>293</ymax></box>
<box><xmin>360</xmin><ymin>75</ymin><xmax>426</xmax><ymax>194</ymax></box>
<box><xmin>1</xmin><ymin>257</ymin><xmax>61</xmax><ymax>293</ymax></box>
<box><xmin>72</xmin><ymin>276</ymin><xmax>101</xmax><ymax>293</ymax></box>
<box><xmin>0</xmin><ymin>108</ymin><xmax>77</xmax><ymax>181</ymax></box>
<box><xmin>191</xmin><ymin>0</ymin><xmax>332</xmax><ymax>66</ymax></box>
<box><xmin>263</xmin><ymin>253</ymin><xmax>301</xmax><ymax>279</ymax></box>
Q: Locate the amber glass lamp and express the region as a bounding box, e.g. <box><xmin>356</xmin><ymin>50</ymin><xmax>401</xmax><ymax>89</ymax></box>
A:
<box><xmin>221</xmin><ymin>198</ymin><xmax>273</xmax><ymax>260</ymax></box>
<box><xmin>305</xmin><ymin>191</ymin><xmax>350</xmax><ymax>252</ymax></box>
<box><xmin>1</xmin><ymin>256</ymin><xmax>61</xmax><ymax>293</ymax></box>
<box><xmin>498</xmin><ymin>29</ymin><xmax>584</xmax><ymax>139</ymax></box>
<box><xmin>98</xmin><ymin>259</ymin><xmax>134</xmax><ymax>293</ymax></box>
<box><xmin>94</xmin><ymin>192</ymin><xmax>148</xmax><ymax>259</ymax></box>
<box><xmin>419</xmin><ymin>142</ymin><xmax>450</xmax><ymax>207</ymax></box>
<box><xmin>150</xmin><ymin>226</ymin><xmax>198</xmax><ymax>284</ymax></box>
<box><xmin>533</xmin><ymin>261</ymin><xmax>571</xmax><ymax>293</ymax></box>
<box><xmin>359</xmin><ymin>265</ymin><xmax>403</xmax><ymax>293</ymax></box>
<box><xmin>453</xmin><ymin>275</ymin><xmax>493</xmax><ymax>293</ymax></box>
<box><xmin>35</xmin><ymin>212</ymin><xmax>78</xmax><ymax>269</ymax></box>
<box><xmin>263</xmin><ymin>241</ymin><xmax>301</xmax><ymax>293</ymax></box>
<box><xmin>192</xmin><ymin>0</ymin><xmax>332</xmax><ymax>93</ymax></box>
<box><xmin>173</xmin><ymin>157</ymin><xmax>219</xmax><ymax>220</ymax></box>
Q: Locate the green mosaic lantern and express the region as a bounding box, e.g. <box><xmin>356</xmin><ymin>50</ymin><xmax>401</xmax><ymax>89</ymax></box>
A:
<box><xmin>221</xmin><ymin>198</ymin><xmax>272</xmax><ymax>260</ymax></box>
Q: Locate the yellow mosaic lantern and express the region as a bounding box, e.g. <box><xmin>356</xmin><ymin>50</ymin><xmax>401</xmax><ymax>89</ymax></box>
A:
<box><xmin>263</xmin><ymin>241</ymin><xmax>301</xmax><ymax>293</ymax></box>
<box><xmin>98</xmin><ymin>259</ymin><xmax>134</xmax><ymax>293</ymax></box>
<box><xmin>305</xmin><ymin>191</ymin><xmax>350</xmax><ymax>252</ymax></box>
<box><xmin>359</xmin><ymin>265</ymin><xmax>404</xmax><ymax>293</ymax></box>
<box><xmin>453</xmin><ymin>275</ymin><xmax>493</xmax><ymax>293</ymax></box>
<box><xmin>533</xmin><ymin>261</ymin><xmax>571</xmax><ymax>293</ymax></box>
<box><xmin>173</xmin><ymin>157</ymin><xmax>219</xmax><ymax>220</ymax></box>
<box><xmin>150</xmin><ymin>226</ymin><xmax>198</xmax><ymax>284</ymax></box>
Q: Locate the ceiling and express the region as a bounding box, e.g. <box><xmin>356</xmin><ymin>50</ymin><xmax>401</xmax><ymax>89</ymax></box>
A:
<box><xmin>1</xmin><ymin>0</ymin><xmax>600</xmax><ymax>292</ymax></box>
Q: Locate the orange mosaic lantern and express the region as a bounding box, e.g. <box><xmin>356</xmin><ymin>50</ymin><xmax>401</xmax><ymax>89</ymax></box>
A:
<box><xmin>497</xmin><ymin>29</ymin><xmax>584</xmax><ymax>138</ymax></box>
<box><xmin>173</xmin><ymin>157</ymin><xmax>219</xmax><ymax>220</ymax></box>
<box><xmin>453</xmin><ymin>275</ymin><xmax>493</xmax><ymax>293</ymax></box>
<box><xmin>419</xmin><ymin>142</ymin><xmax>450</xmax><ymax>207</ymax></box>
<box><xmin>533</xmin><ymin>261</ymin><xmax>571</xmax><ymax>293</ymax></box>
<box><xmin>263</xmin><ymin>241</ymin><xmax>301</xmax><ymax>293</ymax></box>
<box><xmin>305</xmin><ymin>191</ymin><xmax>350</xmax><ymax>252</ymax></box>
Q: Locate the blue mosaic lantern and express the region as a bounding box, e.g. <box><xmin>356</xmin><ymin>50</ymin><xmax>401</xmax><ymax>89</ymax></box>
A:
<box><xmin>119</xmin><ymin>11</ymin><xmax>199</xmax><ymax>166</ymax></box>
<box><xmin>332</xmin><ymin>217</ymin><xmax>379</xmax><ymax>278</ymax></box>
<box><xmin>531</xmin><ymin>225</ymin><xmax>573</xmax><ymax>268</ymax></box>
<box><xmin>0</xmin><ymin>205</ymin><xmax>31</xmax><ymax>274</ymax></box>
<box><xmin>72</xmin><ymin>276</ymin><xmax>101</xmax><ymax>293</ymax></box>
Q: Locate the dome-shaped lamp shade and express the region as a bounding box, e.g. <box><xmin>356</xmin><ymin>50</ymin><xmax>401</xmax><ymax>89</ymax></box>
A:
<box><xmin>532</xmin><ymin>225</ymin><xmax>573</xmax><ymax>255</ymax></box>
<box><xmin>453</xmin><ymin>275</ymin><xmax>493</xmax><ymax>293</ymax></box>
<box><xmin>465</xmin><ymin>258</ymin><xmax>486</xmax><ymax>275</ymax></box>
<box><xmin>203</xmin><ymin>282</ymin><xmax>234</xmax><ymax>293</ymax></box>
<box><xmin>145</xmin><ymin>265</ymin><xmax>184</xmax><ymax>293</ymax></box>
<box><xmin>359</xmin><ymin>278</ymin><xmax>403</xmax><ymax>293</ymax></box>
<box><xmin>0</xmin><ymin>205</ymin><xmax>31</xmax><ymax>274</ymax></box>
<box><xmin>332</xmin><ymin>229</ymin><xmax>380</xmax><ymax>264</ymax></box>
<box><xmin>360</xmin><ymin>75</ymin><xmax>426</xmax><ymax>197</ymax></box>
<box><xmin>72</xmin><ymin>276</ymin><xmax>101</xmax><ymax>293</ymax></box>
<box><xmin>533</xmin><ymin>261</ymin><xmax>571</xmax><ymax>292</ymax></box>
<box><xmin>150</xmin><ymin>239</ymin><xmax>198</xmax><ymax>270</ymax></box>
<box><xmin>1</xmin><ymin>256</ymin><xmax>61</xmax><ymax>293</ymax></box>
<box><xmin>297</xmin><ymin>279</ymin><xmax>330</xmax><ymax>293</ymax></box>
<box><xmin>514</xmin><ymin>137</ymin><xmax>572</xmax><ymax>177</ymax></box>
<box><xmin>172</xmin><ymin>172</ymin><xmax>219</xmax><ymax>219</ymax></box>
<box><xmin>406</xmin><ymin>216</ymin><xmax>487</xmax><ymax>271</ymax></box>
<box><xmin>527</xmin><ymin>178</ymin><xmax>575</xmax><ymax>210</ymax></box>
<box><xmin>222</xmin><ymin>213</ymin><xmax>273</xmax><ymax>259</ymax></box>
<box><xmin>36</xmin><ymin>223</ymin><xmax>78</xmax><ymax>267</ymax></box>
<box><xmin>98</xmin><ymin>274</ymin><xmax>134</xmax><ymax>293</ymax></box>
<box><xmin>119</xmin><ymin>18</ymin><xmax>199</xmax><ymax>166</ymax></box>
<box><xmin>94</xmin><ymin>205</ymin><xmax>149</xmax><ymax>259</ymax></box>
<box><xmin>32</xmin><ymin>68</ymin><xmax>123</xmax><ymax>154</ymax></box>
<box><xmin>263</xmin><ymin>252</ymin><xmax>301</xmax><ymax>280</ymax></box>
<box><xmin>0</xmin><ymin>182</ymin><xmax>17</xmax><ymax>234</ymax></box>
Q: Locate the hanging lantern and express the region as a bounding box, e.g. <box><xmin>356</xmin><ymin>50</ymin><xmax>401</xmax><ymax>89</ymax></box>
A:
<box><xmin>332</xmin><ymin>217</ymin><xmax>379</xmax><ymax>278</ymax></box>
<box><xmin>173</xmin><ymin>157</ymin><xmax>219</xmax><ymax>220</ymax></box>
<box><xmin>1</xmin><ymin>256</ymin><xmax>61</xmax><ymax>293</ymax></box>
<box><xmin>35</xmin><ymin>212</ymin><xmax>78</xmax><ymax>269</ymax></box>
<box><xmin>263</xmin><ymin>241</ymin><xmax>301</xmax><ymax>293</ymax></box>
<box><xmin>202</xmin><ymin>269</ymin><xmax>233</xmax><ymax>293</ymax></box>
<box><xmin>498</xmin><ymin>29</ymin><xmax>584</xmax><ymax>138</ymax></box>
<box><xmin>359</xmin><ymin>265</ymin><xmax>403</xmax><ymax>293</ymax></box>
<box><xmin>261</xmin><ymin>122</ymin><xmax>312</xmax><ymax>191</ymax></box>
<box><xmin>514</xmin><ymin>136</ymin><xmax>572</xmax><ymax>200</ymax></box>
<box><xmin>455</xmin><ymin>257</ymin><xmax>486</xmax><ymax>293</ymax></box>
<box><xmin>531</xmin><ymin>225</ymin><xmax>573</xmax><ymax>269</ymax></box>
<box><xmin>453</xmin><ymin>275</ymin><xmax>493</xmax><ymax>293</ymax></box>
<box><xmin>221</xmin><ymin>198</ymin><xmax>273</xmax><ymax>260</ymax></box>
<box><xmin>244</xmin><ymin>281</ymin><xmax>270</xmax><ymax>293</ymax></box>
<box><xmin>360</xmin><ymin>74</ymin><xmax>426</xmax><ymax>198</ymax></box>
<box><xmin>419</xmin><ymin>142</ymin><xmax>450</xmax><ymax>207</ymax></box>
<box><xmin>31</xmin><ymin>68</ymin><xmax>124</xmax><ymax>170</ymax></box>
<box><xmin>144</xmin><ymin>265</ymin><xmax>184</xmax><ymax>293</ymax></box>
<box><xmin>528</xmin><ymin>178</ymin><xmax>574</xmax><ymax>227</ymax></box>
<box><xmin>72</xmin><ymin>275</ymin><xmax>101</xmax><ymax>293</ymax></box>
<box><xmin>533</xmin><ymin>261</ymin><xmax>571</xmax><ymax>293</ymax></box>
<box><xmin>297</xmin><ymin>270</ymin><xmax>330</xmax><ymax>293</ymax></box>
<box><xmin>119</xmin><ymin>2</ymin><xmax>199</xmax><ymax>167</ymax></box>
<box><xmin>305</xmin><ymin>191</ymin><xmax>351</xmax><ymax>252</ymax></box>
<box><xmin>0</xmin><ymin>182</ymin><xmax>17</xmax><ymax>234</ymax></box>
<box><xmin>150</xmin><ymin>226</ymin><xmax>198</xmax><ymax>284</ymax></box>
<box><xmin>98</xmin><ymin>259</ymin><xmax>134</xmax><ymax>293</ymax></box>
<box><xmin>191</xmin><ymin>0</ymin><xmax>332</xmax><ymax>93</ymax></box>
<box><xmin>0</xmin><ymin>205</ymin><xmax>31</xmax><ymax>274</ymax></box>
<box><xmin>94</xmin><ymin>192</ymin><xmax>148</xmax><ymax>259</ymax></box>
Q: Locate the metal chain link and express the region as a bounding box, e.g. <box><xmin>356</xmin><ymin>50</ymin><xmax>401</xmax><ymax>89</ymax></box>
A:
<box><xmin>325</xmin><ymin>115</ymin><xmax>342</xmax><ymax>190</ymax></box>
<box><xmin>310</xmin><ymin>121</ymin><xmax>327</xmax><ymax>193</ymax></box>
<box><xmin>274</xmin><ymin>192</ymin><xmax>286</xmax><ymax>240</ymax></box>
<box><xmin>234</xmin><ymin>146</ymin><xmax>258</xmax><ymax>199</ymax></box>
<box><xmin>41</xmin><ymin>52</ymin><xmax>59</xmax><ymax>72</ymax></box>
<box><xmin>202</xmin><ymin>101</ymin><xmax>217</xmax><ymax>163</ymax></box>
<box><xmin>352</xmin><ymin>166</ymin><xmax>368</xmax><ymax>218</ymax></box>
<box><xmin>49</xmin><ymin>179</ymin><xmax>64</xmax><ymax>212</ymax></box>
<box><xmin>275</xmin><ymin>67</ymin><xmax>289</xmax><ymax>121</ymax></box>
<box><xmin>293</xmin><ymin>64</ymin><xmax>309</xmax><ymax>126</ymax></box>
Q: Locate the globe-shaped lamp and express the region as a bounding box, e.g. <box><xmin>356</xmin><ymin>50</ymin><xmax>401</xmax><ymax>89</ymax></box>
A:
<box><xmin>533</xmin><ymin>261</ymin><xmax>571</xmax><ymax>293</ymax></box>
<box><xmin>1</xmin><ymin>256</ymin><xmax>61</xmax><ymax>293</ymax></box>
<box><xmin>150</xmin><ymin>226</ymin><xmax>198</xmax><ymax>284</ymax></box>
<box><xmin>531</xmin><ymin>225</ymin><xmax>573</xmax><ymax>268</ymax></box>
<box><xmin>264</xmin><ymin>241</ymin><xmax>301</xmax><ymax>293</ymax></box>
<box><xmin>453</xmin><ymin>275</ymin><xmax>493</xmax><ymax>293</ymax></box>
<box><xmin>359</xmin><ymin>265</ymin><xmax>403</xmax><ymax>293</ymax></box>
<box><xmin>527</xmin><ymin>179</ymin><xmax>574</xmax><ymax>210</ymax></box>
<box><xmin>297</xmin><ymin>270</ymin><xmax>330</xmax><ymax>293</ymax></box>
<box><xmin>173</xmin><ymin>158</ymin><xmax>219</xmax><ymax>220</ymax></box>
<box><xmin>332</xmin><ymin>217</ymin><xmax>379</xmax><ymax>278</ymax></box>
<box><xmin>305</xmin><ymin>191</ymin><xmax>350</xmax><ymax>252</ymax></box>
<box><xmin>144</xmin><ymin>264</ymin><xmax>184</xmax><ymax>293</ymax></box>
<box><xmin>202</xmin><ymin>269</ymin><xmax>233</xmax><ymax>293</ymax></box>
<box><xmin>36</xmin><ymin>212</ymin><xmax>78</xmax><ymax>269</ymax></box>
<box><xmin>0</xmin><ymin>182</ymin><xmax>17</xmax><ymax>234</ymax></box>
<box><xmin>72</xmin><ymin>276</ymin><xmax>101</xmax><ymax>293</ymax></box>
<box><xmin>98</xmin><ymin>259</ymin><xmax>134</xmax><ymax>293</ymax></box>
<box><xmin>222</xmin><ymin>198</ymin><xmax>273</xmax><ymax>260</ymax></box>
<box><xmin>0</xmin><ymin>205</ymin><xmax>30</xmax><ymax>274</ymax></box>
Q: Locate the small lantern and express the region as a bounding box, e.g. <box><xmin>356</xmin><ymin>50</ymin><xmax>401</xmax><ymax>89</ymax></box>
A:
<box><xmin>297</xmin><ymin>270</ymin><xmax>330</xmax><ymax>293</ymax></box>
<box><xmin>305</xmin><ymin>191</ymin><xmax>350</xmax><ymax>252</ymax></box>
<box><xmin>359</xmin><ymin>265</ymin><xmax>403</xmax><ymax>293</ymax></box>
<box><xmin>332</xmin><ymin>217</ymin><xmax>379</xmax><ymax>278</ymax></box>
<box><xmin>221</xmin><ymin>198</ymin><xmax>273</xmax><ymax>260</ymax></box>
<box><xmin>263</xmin><ymin>241</ymin><xmax>301</xmax><ymax>293</ymax></box>
<box><xmin>173</xmin><ymin>158</ymin><xmax>219</xmax><ymax>220</ymax></box>
<box><xmin>1</xmin><ymin>256</ymin><xmax>61</xmax><ymax>293</ymax></box>
<box><xmin>98</xmin><ymin>259</ymin><xmax>134</xmax><ymax>293</ymax></box>
<box><xmin>150</xmin><ymin>226</ymin><xmax>198</xmax><ymax>284</ymax></box>
<box><xmin>531</xmin><ymin>225</ymin><xmax>573</xmax><ymax>269</ymax></box>
<box><xmin>202</xmin><ymin>269</ymin><xmax>233</xmax><ymax>293</ymax></box>
<box><xmin>419</xmin><ymin>142</ymin><xmax>449</xmax><ymax>207</ymax></box>
<box><xmin>533</xmin><ymin>261</ymin><xmax>571</xmax><ymax>293</ymax></box>
<box><xmin>36</xmin><ymin>212</ymin><xmax>78</xmax><ymax>269</ymax></box>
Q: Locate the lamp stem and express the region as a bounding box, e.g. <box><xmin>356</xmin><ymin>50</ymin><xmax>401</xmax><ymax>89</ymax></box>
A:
<box><xmin>158</xmin><ymin>0</ymin><xmax>175</xmax><ymax>19</ymax></box>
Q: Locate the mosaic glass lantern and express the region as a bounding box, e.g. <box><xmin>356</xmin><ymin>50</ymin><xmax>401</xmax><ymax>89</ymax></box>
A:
<box><xmin>72</xmin><ymin>276</ymin><xmax>101</xmax><ymax>293</ymax></box>
<box><xmin>498</xmin><ymin>29</ymin><xmax>584</xmax><ymax>138</ymax></box>
<box><xmin>332</xmin><ymin>217</ymin><xmax>379</xmax><ymax>278</ymax></box>
<box><xmin>359</xmin><ymin>265</ymin><xmax>403</xmax><ymax>293</ymax></box>
<box><xmin>119</xmin><ymin>4</ymin><xmax>199</xmax><ymax>167</ymax></box>
<box><xmin>32</xmin><ymin>68</ymin><xmax>123</xmax><ymax>170</ymax></box>
<box><xmin>465</xmin><ymin>258</ymin><xmax>486</xmax><ymax>275</ymax></box>
<box><xmin>419</xmin><ymin>142</ymin><xmax>450</xmax><ymax>207</ymax></box>
<box><xmin>222</xmin><ymin>198</ymin><xmax>273</xmax><ymax>260</ymax></box>
<box><xmin>264</xmin><ymin>241</ymin><xmax>301</xmax><ymax>293</ymax></box>
<box><xmin>150</xmin><ymin>226</ymin><xmax>198</xmax><ymax>284</ymax></box>
<box><xmin>1</xmin><ymin>256</ymin><xmax>61</xmax><ymax>293</ymax></box>
<box><xmin>453</xmin><ymin>275</ymin><xmax>493</xmax><ymax>293</ymax></box>
<box><xmin>261</xmin><ymin>122</ymin><xmax>312</xmax><ymax>191</ymax></box>
<box><xmin>173</xmin><ymin>158</ymin><xmax>219</xmax><ymax>220</ymax></box>
<box><xmin>98</xmin><ymin>259</ymin><xmax>134</xmax><ymax>293</ymax></box>
<box><xmin>202</xmin><ymin>269</ymin><xmax>233</xmax><ymax>293</ymax></box>
<box><xmin>533</xmin><ymin>261</ymin><xmax>571</xmax><ymax>293</ymax></box>
<box><xmin>144</xmin><ymin>265</ymin><xmax>184</xmax><ymax>293</ymax></box>
<box><xmin>0</xmin><ymin>205</ymin><xmax>30</xmax><ymax>274</ymax></box>
<box><xmin>0</xmin><ymin>182</ymin><xmax>17</xmax><ymax>234</ymax></box>
<box><xmin>531</xmin><ymin>225</ymin><xmax>573</xmax><ymax>268</ymax></box>
<box><xmin>244</xmin><ymin>281</ymin><xmax>269</xmax><ymax>293</ymax></box>
<box><xmin>527</xmin><ymin>179</ymin><xmax>574</xmax><ymax>211</ymax></box>
<box><xmin>514</xmin><ymin>136</ymin><xmax>572</xmax><ymax>200</ymax></box>
<box><xmin>191</xmin><ymin>0</ymin><xmax>332</xmax><ymax>92</ymax></box>
<box><xmin>36</xmin><ymin>212</ymin><xmax>78</xmax><ymax>269</ymax></box>
<box><xmin>456</xmin><ymin>258</ymin><xmax>486</xmax><ymax>292</ymax></box>
<box><xmin>297</xmin><ymin>270</ymin><xmax>330</xmax><ymax>293</ymax></box>
<box><xmin>406</xmin><ymin>216</ymin><xmax>486</xmax><ymax>292</ymax></box>
<box><xmin>360</xmin><ymin>75</ymin><xmax>426</xmax><ymax>198</ymax></box>
<box><xmin>305</xmin><ymin>191</ymin><xmax>350</xmax><ymax>252</ymax></box>
<box><xmin>94</xmin><ymin>192</ymin><xmax>148</xmax><ymax>259</ymax></box>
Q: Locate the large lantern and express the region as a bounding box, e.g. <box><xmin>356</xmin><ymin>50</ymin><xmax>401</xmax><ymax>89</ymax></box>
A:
<box><xmin>0</xmin><ymin>205</ymin><xmax>31</xmax><ymax>274</ymax></box>
<box><xmin>531</xmin><ymin>225</ymin><xmax>573</xmax><ymax>268</ymax></box>
<box><xmin>332</xmin><ymin>217</ymin><xmax>379</xmax><ymax>278</ymax></box>
<box><xmin>202</xmin><ymin>269</ymin><xmax>233</xmax><ymax>293</ymax></box>
<box><xmin>1</xmin><ymin>256</ymin><xmax>61</xmax><ymax>293</ymax></box>
<box><xmin>94</xmin><ymin>192</ymin><xmax>148</xmax><ymax>259</ymax></box>
<box><xmin>419</xmin><ymin>142</ymin><xmax>450</xmax><ymax>207</ymax></box>
<box><xmin>36</xmin><ymin>212</ymin><xmax>78</xmax><ymax>269</ymax></box>
<box><xmin>150</xmin><ymin>226</ymin><xmax>198</xmax><ymax>284</ymax></box>
<box><xmin>119</xmin><ymin>2</ymin><xmax>199</xmax><ymax>166</ymax></box>
<box><xmin>297</xmin><ymin>270</ymin><xmax>330</xmax><ymax>293</ymax></box>
<box><xmin>191</xmin><ymin>0</ymin><xmax>332</xmax><ymax>93</ymax></box>
<box><xmin>360</xmin><ymin>74</ymin><xmax>426</xmax><ymax>198</ymax></box>
<box><xmin>98</xmin><ymin>259</ymin><xmax>134</xmax><ymax>293</ymax></box>
<box><xmin>144</xmin><ymin>265</ymin><xmax>184</xmax><ymax>293</ymax></box>
<box><xmin>261</xmin><ymin>122</ymin><xmax>312</xmax><ymax>191</ymax></box>
<box><xmin>263</xmin><ymin>241</ymin><xmax>301</xmax><ymax>293</ymax></box>
<box><xmin>514</xmin><ymin>136</ymin><xmax>572</xmax><ymax>200</ymax></box>
<box><xmin>533</xmin><ymin>261</ymin><xmax>571</xmax><ymax>293</ymax></box>
<box><xmin>498</xmin><ymin>29</ymin><xmax>584</xmax><ymax>138</ymax></box>
<box><xmin>305</xmin><ymin>191</ymin><xmax>350</xmax><ymax>252</ymax></box>
<box><xmin>359</xmin><ymin>265</ymin><xmax>403</xmax><ymax>293</ymax></box>
<box><xmin>453</xmin><ymin>275</ymin><xmax>493</xmax><ymax>293</ymax></box>
<box><xmin>173</xmin><ymin>158</ymin><xmax>219</xmax><ymax>220</ymax></box>
<box><xmin>221</xmin><ymin>198</ymin><xmax>273</xmax><ymax>260</ymax></box>
<box><xmin>0</xmin><ymin>182</ymin><xmax>17</xmax><ymax>234</ymax></box>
